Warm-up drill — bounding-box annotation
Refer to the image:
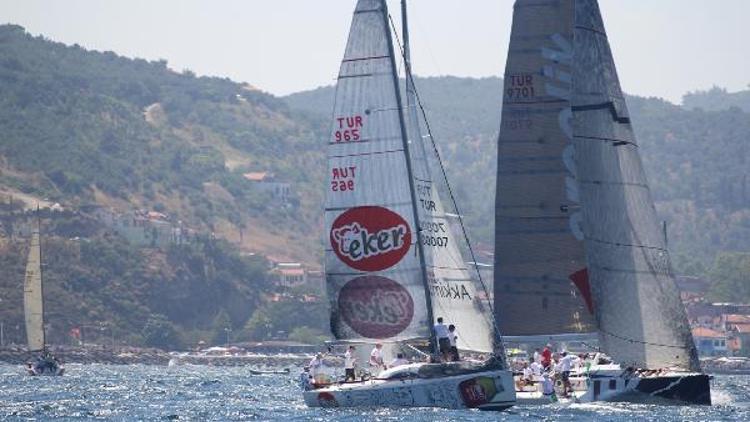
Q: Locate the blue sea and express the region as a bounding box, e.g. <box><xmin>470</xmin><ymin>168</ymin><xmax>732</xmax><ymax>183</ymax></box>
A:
<box><xmin>0</xmin><ymin>363</ymin><xmax>747</xmax><ymax>420</ymax></box>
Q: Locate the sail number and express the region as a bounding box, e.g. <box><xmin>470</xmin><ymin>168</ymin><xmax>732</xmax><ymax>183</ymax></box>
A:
<box><xmin>331</xmin><ymin>166</ymin><xmax>357</xmax><ymax>192</ymax></box>
<box><xmin>423</xmin><ymin>235</ymin><xmax>449</xmax><ymax>247</ymax></box>
<box><xmin>334</xmin><ymin>115</ymin><xmax>363</xmax><ymax>142</ymax></box>
<box><xmin>506</xmin><ymin>74</ymin><xmax>536</xmax><ymax>99</ymax></box>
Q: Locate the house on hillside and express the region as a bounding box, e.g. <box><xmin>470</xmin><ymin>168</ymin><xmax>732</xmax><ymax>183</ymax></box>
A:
<box><xmin>270</xmin><ymin>262</ymin><xmax>307</xmax><ymax>288</ymax></box>
<box><xmin>692</xmin><ymin>327</ymin><xmax>729</xmax><ymax>356</ymax></box>
<box><xmin>243</xmin><ymin>171</ymin><xmax>291</xmax><ymax>202</ymax></box>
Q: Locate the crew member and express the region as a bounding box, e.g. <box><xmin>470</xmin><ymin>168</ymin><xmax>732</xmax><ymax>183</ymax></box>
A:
<box><xmin>369</xmin><ymin>343</ymin><xmax>385</xmax><ymax>372</ymax></box>
<box><xmin>557</xmin><ymin>351</ymin><xmax>579</xmax><ymax>397</ymax></box>
<box><xmin>433</xmin><ymin>317</ymin><xmax>451</xmax><ymax>361</ymax></box>
<box><xmin>448</xmin><ymin>324</ymin><xmax>459</xmax><ymax>361</ymax></box>
<box><xmin>344</xmin><ymin>345</ymin><xmax>357</xmax><ymax>382</ymax></box>
<box><xmin>541</xmin><ymin>343</ymin><xmax>553</xmax><ymax>370</ymax></box>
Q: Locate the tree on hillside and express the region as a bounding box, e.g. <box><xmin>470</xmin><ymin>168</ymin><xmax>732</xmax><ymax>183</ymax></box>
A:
<box><xmin>210</xmin><ymin>309</ymin><xmax>233</xmax><ymax>345</ymax></box>
<box><xmin>707</xmin><ymin>252</ymin><xmax>750</xmax><ymax>302</ymax></box>
<box><xmin>142</xmin><ymin>314</ymin><xmax>183</xmax><ymax>350</ymax></box>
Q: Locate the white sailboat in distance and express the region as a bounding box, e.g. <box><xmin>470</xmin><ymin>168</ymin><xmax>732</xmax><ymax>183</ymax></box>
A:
<box><xmin>24</xmin><ymin>211</ymin><xmax>64</xmax><ymax>376</ymax></box>
<box><xmin>303</xmin><ymin>0</ymin><xmax>515</xmax><ymax>410</ymax></box>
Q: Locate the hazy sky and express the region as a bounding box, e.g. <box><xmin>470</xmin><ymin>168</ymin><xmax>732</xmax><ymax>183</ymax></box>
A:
<box><xmin>1</xmin><ymin>0</ymin><xmax>748</xmax><ymax>103</ymax></box>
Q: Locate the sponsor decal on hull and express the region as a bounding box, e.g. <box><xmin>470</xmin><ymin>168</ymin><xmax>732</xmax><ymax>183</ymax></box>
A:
<box><xmin>316</xmin><ymin>391</ymin><xmax>339</xmax><ymax>407</ymax></box>
<box><xmin>339</xmin><ymin>275</ymin><xmax>415</xmax><ymax>338</ymax></box>
<box><xmin>459</xmin><ymin>376</ymin><xmax>499</xmax><ymax>408</ymax></box>
<box><xmin>331</xmin><ymin>206</ymin><xmax>411</xmax><ymax>272</ymax></box>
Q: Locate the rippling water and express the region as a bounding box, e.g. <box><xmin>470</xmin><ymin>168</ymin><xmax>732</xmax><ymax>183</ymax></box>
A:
<box><xmin>0</xmin><ymin>363</ymin><xmax>748</xmax><ymax>420</ymax></box>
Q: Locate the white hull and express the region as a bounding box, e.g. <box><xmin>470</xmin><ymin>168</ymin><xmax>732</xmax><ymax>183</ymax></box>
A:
<box><xmin>304</xmin><ymin>364</ymin><xmax>515</xmax><ymax>410</ymax></box>
<box><xmin>515</xmin><ymin>366</ymin><xmax>710</xmax><ymax>405</ymax></box>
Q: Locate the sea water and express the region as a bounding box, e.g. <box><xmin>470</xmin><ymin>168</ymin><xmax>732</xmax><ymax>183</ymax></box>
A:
<box><xmin>0</xmin><ymin>363</ymin><xmax>747</xmax><ymax>420</ymax></box>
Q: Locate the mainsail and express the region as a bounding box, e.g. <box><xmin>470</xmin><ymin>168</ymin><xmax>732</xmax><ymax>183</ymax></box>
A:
<box><xmin>326</xmin><ymin>0</ymin><xmax>431</xmax><ymax>343</ymax></box>
<box><xmin>401</xmin><ymin>1</ymin><xmax>494</xmax><ymax>354</ymax></box>
<box><xmin>571</xmin><ymin>0</ymin><xmax>699</xmax><ymax>370</ymax></box>
<box><xmin>494</xmin><ymin>0</ymin><xmax>595</xmax><ymax>337</ymax></box>
<box><xmin>494</xmin><ymin>0</ymin><xmax>699</xmax><ymax>371</ymax></box>
<box><xmin>24</xmin><ymin>223</ymin><xmax>45</xmax><ymax>351</ymax></box>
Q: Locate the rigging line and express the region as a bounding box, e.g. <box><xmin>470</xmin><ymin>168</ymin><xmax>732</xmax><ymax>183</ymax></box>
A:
<box><xmin>388</xmin><ymin>14</ymin><xmax>503</xmax><ymax>351</ymax></box>
<box><xmin>598</xmin><ymin>328</ymin><xmax>688</xmax><ymax>349</ymax></box>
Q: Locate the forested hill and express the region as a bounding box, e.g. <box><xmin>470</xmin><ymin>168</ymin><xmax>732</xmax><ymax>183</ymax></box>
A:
<box><xmin>683</xmin><ymin>86</ymin><xmax>750</xmax><ymax>112</ymax></box>
<box><xmin>0</xmin><ymin>24</ymin><xmax>325</xmax><ymax>264</ymax></box>
<box><xmin>285</xmin><ymin>77</ymin><xmax>750</xmax><ymax>279</ymax></box>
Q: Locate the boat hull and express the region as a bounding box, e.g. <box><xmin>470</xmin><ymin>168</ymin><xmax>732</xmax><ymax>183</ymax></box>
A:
<box><xmin>515</xmin><ymin>369</ymin><xmax>710</xmax><ymax>405</ymax></box>
<box><xmin>26</xmin><ymin>363</ymin><xmax>65</xmax><ymax>376</ymax></box>
<box><xmin>304</xmin><ymin>368</ymin><xmax>515</xmax><ymax>410</ymax></box>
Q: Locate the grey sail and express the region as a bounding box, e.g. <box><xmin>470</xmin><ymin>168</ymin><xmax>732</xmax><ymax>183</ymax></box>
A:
<box><xmin>24</xmin><ymin>225</ymin><xmax>45</xmax><ymax>352</ymax></box>
<box><xmin>401</xmin><ymin>2</ymin><xmax>494</xmax><ymax>353</ymax></box>
<box><xmin>494</xmin><ymin>0</ymin><xmax>596</xmax><ymax>337</ymax></box>
<box><xmin>325</xmin><ymin>0</ymin><xmax>430</xmax><ymax>343</ymax></box>
<box><xmin>571</xmin><ymin>0</ymin><xmax>699</xmax><ymax>370</ymax></box>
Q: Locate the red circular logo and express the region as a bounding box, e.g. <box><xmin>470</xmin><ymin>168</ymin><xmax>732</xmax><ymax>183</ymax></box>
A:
<box><xmin>338</xmin><ymin>275</ymin><xmax>414</xmax><ymax>338</ymax></box>
<box><xmin>330</xmin><ymin>206</ymin><xmax>411</xmax><ymax>272</ymax></box>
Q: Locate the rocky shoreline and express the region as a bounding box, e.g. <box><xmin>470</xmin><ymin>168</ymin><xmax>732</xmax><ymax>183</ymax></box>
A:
<box><xmin>701</xmin><ymin>357</ymin><xmax>750</xmax><ymax>374</ymax></box>
<box><xmin>0</xmin><ymin>344</ymin><xmax>315</xmax><ymax>367</ymax></box>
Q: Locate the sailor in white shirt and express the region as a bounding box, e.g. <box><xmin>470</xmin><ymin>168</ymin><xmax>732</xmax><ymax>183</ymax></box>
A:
<box><xmin>533</xmin><ymin>348</ymin><xmax>541</xmax><ymax>364</ymax></box>
<box><xmin>344</xmin><ymin>345</ymin><xmax>357</xmax><ymax>382</ymax></box>
<box><xmin>309</xmin><ymin>353</ymin><xmax>324</xmax><ymax>383</ymax></box>
<box><xmin>557</xmin><ymin>351</ymin><xmax>579</xmax><ymax>397</ymax></box>
<box><xmin>369</xmin><ymin>343</ymin><xmax>385</xmax><ymax>372</ymax></box>
<box><xmin>529</xmin><ymin>360</ymin><xmax>543</xmax><ymax>377</ymax></box>
<box><xmin>433</xmin><ymin>317</ymin><xmax>451</xmax><ymax>361</ymax></box>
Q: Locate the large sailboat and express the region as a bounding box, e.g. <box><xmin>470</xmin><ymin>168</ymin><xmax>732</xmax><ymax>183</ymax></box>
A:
<box><xmin>303</xmin><ymin>0</ymin><xmax>515</xmax><ymax>410</ymax></box>
<box><xmin>494</xmin><ymin>0</ymin><xmax>709</xmax><ymax>404</ymax></box>
<box><xmin>23</xmin><ymin>215</ymin><xmax>64</xmax><ymax>376</ymax></box>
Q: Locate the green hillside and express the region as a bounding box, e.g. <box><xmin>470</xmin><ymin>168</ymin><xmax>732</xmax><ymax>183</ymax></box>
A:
<box><xmin>0</xmin><ymin>25</ymin><xmax>327</xmax><ymax>349</ymax></box>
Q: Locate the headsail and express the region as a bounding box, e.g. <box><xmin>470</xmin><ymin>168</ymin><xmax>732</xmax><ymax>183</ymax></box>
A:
<box><xmin>401</xmin><ymin>1</ymin><xmax>494</xmax><ymax>354</ymax></box>
<box><xmin>571</xmin><ymin>0</ymin><xmax>699</xmax><ymax>370</ymax></box>
<box><xmin>494</xmin><ymin>0</ymin><xmax>596</xmax><ymax>337</ymax></box>
<box><xmin>24</xmin><ymin>223</ymin><xmax>45</xmax><ymax>351</ymax></box>
<box><xmin>325</xmin><ymin>0</ymin><xmax>430</xmax><ymax>343</ymax></box>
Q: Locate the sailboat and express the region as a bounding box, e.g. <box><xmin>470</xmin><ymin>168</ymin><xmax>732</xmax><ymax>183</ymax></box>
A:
<box><xmin>303</xmin><ymin>0</ymin><xmax>515</xmax><ymax>410</ymax></box>
<box><xmin>23</xmin><ymin>214</ymin><xmax>64</xmax><ymax>376</ymax></box>
<box><xmin>494</xmin><ymin>0</ymin><xmax>709</xmax><ymax>404</ymax></box>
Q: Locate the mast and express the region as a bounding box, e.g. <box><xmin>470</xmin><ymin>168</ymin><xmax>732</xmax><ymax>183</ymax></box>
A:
<box><xmin>37</xmin><ymin>207</ymin><xmax>45</xmax><ymax>349</ymax></box>
<box><xmin>387</xmin><ymin>0</ymin><xmax>437</xmax><ymax>356</ymax></box>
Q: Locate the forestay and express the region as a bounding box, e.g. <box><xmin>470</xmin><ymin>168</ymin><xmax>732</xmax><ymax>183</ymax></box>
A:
<box><xmin>325</xmin><ymin>0</ymin><xmax>429</xmax><ymax>343</ymax></box>
<box><xmin>494</xmin><ymin>0</ymin><xmax>596</xmax><ymax>337</ymax></box>
<box><xmin>24</xmin><ymin>227</ymin><xmax>45</xmax><ymax>351</ymax></box>
<box><xmin>401</xmin><ymin>1</ymin><xmax>494</xmax><ymax>354</ymax></box>
<box><xmin>571</xmin><ymin>0</ymin><xmax>699</xmax><ymax>371</ymax></box>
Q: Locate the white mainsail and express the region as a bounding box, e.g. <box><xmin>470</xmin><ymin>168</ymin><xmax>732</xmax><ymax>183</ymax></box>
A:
<box><xmin>326</xmin><ymin>0</ymin><xmax>430</xmax><ymax>343</ymax></box>
<box><xmin>24</xmin><ymin>225</ymin><xmax>45</xmax><ymax>352</ymax></box>
<box><xmin>401</xmin><ymin>2</ymin><xmax>494</xmax><ymax>354</ymax></box>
